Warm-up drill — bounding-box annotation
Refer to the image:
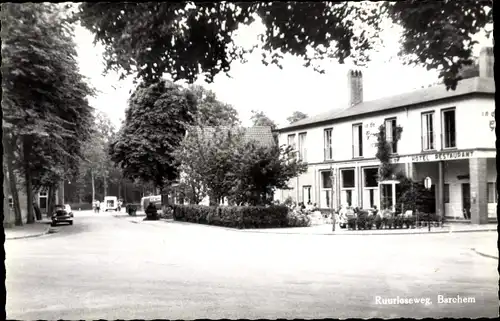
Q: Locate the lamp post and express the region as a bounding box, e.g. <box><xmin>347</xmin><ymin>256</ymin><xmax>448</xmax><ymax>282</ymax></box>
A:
<box><xmin>330</xmin><ymin>165</ymin><xmax>336</xmax><ymax>232</ymax></box>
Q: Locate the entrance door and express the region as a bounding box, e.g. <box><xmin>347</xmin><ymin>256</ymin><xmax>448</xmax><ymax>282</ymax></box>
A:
<box><xmin>462</xmin><ymin>183</ymin><xmax>471</xmax><ymax>219</ymax></box>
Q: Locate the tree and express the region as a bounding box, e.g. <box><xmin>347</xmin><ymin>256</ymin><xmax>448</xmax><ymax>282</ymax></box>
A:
<box><xmin>109</xmin><ymin>80</ymin><xmax>197</xmax><ymax>200</ymax></box>
<box><xmin>189</xmin><ymin>85</ymin><xmax>240</xmax><ymax>127</ymax></box>
<box><xmin>250</xmin><ymin>110</ymin><xmax>277</xmax><ymax>129</ymax></box>
<box><xmin>229</xmin><ymin>143</ymin><xmax>308</xmax><ymax>206</ymax></box>
<box><xmin>76</xmin><ymin>1</ymin><xmax>492</xmax><ymax>89</ymax></box>
<box><xmin>287</xmin><ymin>111</ymin><xmax>308</xmax><ymax>124</ymax></box>
<box><xmin>2</xmin><ymin>3</ymin><xmax>94</xmax><ymax>223</ymax></box>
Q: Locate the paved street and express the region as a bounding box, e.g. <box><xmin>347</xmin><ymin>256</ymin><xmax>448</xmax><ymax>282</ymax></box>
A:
<box><xmin>6</xmin><ymin>211</ymin><xmax>498</xmax><ymax>319</ymax></box>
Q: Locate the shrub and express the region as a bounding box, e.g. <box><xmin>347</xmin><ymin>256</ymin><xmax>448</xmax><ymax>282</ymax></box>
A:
<box><xmin>126</xmin><ymin>204</ymin><xmax>139</xmax><ymax>216</ymax></box>
<box><xmin>172</xmin><ymin>204</ymin><xmax>289</xmax><ymax>229</ymax></box>
<box><xmin>347</xmin><ymin>217</ymin><xmax>357</xmax><ymax>230</ymax></box>
<box><xmin>375</xmin><ymin>215</ymin><xmax>383</xmax><ymax>229</ymax></box>
<box><xmin>68</xmin><ymin>203</ymin><xmax>93</xmax><ymax>211</ymax></box>
<box><xmin>287</xmin><ymin>211</ymin><xmax>311</xmax><ymax>227</ymax></box>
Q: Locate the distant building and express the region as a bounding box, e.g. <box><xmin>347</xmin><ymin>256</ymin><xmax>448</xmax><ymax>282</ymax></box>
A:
<box><xmin>275</xmin><ymin>47</ymin><xmax>495</xmax><ymax>224</ymax></box>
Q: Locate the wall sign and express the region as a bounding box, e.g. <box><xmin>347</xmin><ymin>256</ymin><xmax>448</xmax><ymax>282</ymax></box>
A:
<box><xmin>483</xmin><ymin>111</ymin><xmax>495</xmax><ymax>131</ymax></box>
<box><xmin>410</xmin><ymin>151</ymin><xmax>474</xmax><ymax>162</ymax></box>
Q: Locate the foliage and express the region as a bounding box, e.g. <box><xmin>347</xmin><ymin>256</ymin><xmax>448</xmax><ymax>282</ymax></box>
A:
<box><xmin>189</xmin><ymin>85</ymin><xmax>240</xmax><ymax>127</ymax></box>
<box><xmin>395</xmin><ymin>175</ymin><xmax>436</xmax><ymax>214</ymax></box>
<box><xmin>287</xmin><ymin>211</ymin><xmax>311</xmax><ymax>227</ymax></box>
<box><xmin>287</xmin><ymin>111</ymin><xmax>308</xmax><ymax>124</ymax></box>
<box><xmin>250</xmin><ymin>110</ymin><xmax>277</xmax><ymax>130</ymax></box>
<box><xmin>172</xmin><ymin>204</ymin><xmax>289</xmax><ymax>229</ymax></box>
<box><xmin>2</xmin><ymin>3</ymin><xmax>94</xmax><ymax>223</ymax></box>
<box><xmin>373</xmin><ymin>124</ymin><xmax>403</xmax><ymax>181</ymax></box>
<box><xmin>229</xmin><ymin>143</ymin><xmax>308</xmax><ymax>206</ymax></box>
<box><xmin>76</xmin><ymin>1</ymin><xmax>492</xmax><ymax>89</ymax></box>
<box><xmin>109</xmin><ymin>79</ymin><xmax>197</xmax><ymax>191</ymax></box>
<box><xmin>175</xmin><ymin>125</ymin><xmax>306</xmax><ymax>206</ymax></box>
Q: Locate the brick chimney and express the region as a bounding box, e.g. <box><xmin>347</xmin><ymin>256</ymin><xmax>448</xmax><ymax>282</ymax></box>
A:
<box><xmin>348</xmin><ymin>69</ymin><xmax>363</xmax><ymax>107</ymax></box>
<box><xmin>478</xmin><ymin>46</ymin><xmax>494</xmax><ymax>78</ymax></box>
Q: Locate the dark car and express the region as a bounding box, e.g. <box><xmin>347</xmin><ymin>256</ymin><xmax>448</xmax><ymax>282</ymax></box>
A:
<box><xmin>51</xmin><ymin>204</ymin><xmax>73</xmax><ymax>226</ymax></box>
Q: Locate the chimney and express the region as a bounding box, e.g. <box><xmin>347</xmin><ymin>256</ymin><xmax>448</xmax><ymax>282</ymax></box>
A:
<box><xmin>348</xmin><ymin>69</ymin><xmax>363</xmax><ymax>107</ymax></box>
<box><xmin>479</xmin><ymin>46</ymin><xmax>494</xmax><ymax>78</ymax></box>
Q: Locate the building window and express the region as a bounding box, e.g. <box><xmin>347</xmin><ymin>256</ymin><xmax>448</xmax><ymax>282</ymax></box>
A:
<box><xmin>341</xmin><ymin>169</ymin><xmax>355</xmax><ymax>188</ymax></box>
<box><xmin>287</xmin><ymin>134</ymin><xmax>296</xmax><ymax>150</ymax></box>
<box><xmin>422</xmin><ymin>112</ymin><xmax>435</xmax><ymax>151</ymax></box>
<box><xmin>298</xmin><ymin>132</ymin><xmax>307</xmax><ymax>161</ymax></box>
<box><xmin>39</xmin><ymin>190</ymin><xmax>48</xmax><ymax>197</ymax></box>
<box><xmin>8</xmin><ymin>196</ymin><xmax>13</xmax><ymax>209</ymax></box>
<box><xmin>364</xmin><ymin>168</ymin><xmax>378</xmax><ymax>187</ymax></box>
<box><xmin>487</xmin><ymin>182</ymin><xmax>497</xmax><ymax>203</ymax></box>
<box><xmin>322</xmin><ymin>171</ymin><xmax>333</xmax><ymax>189</ymax></box>
<box><xmin>352</xmin><ymin>123</ymin><xmax>363</xmax><ymax>157</ymax></box>
<box><xmin>385</xmin><ymin>118</ymin><xmax>398</xmax><ymax>154</ymax></box>
<box><xmin>303</xmin><ymin>186</ymin><xmax>312</xmax><ymax>204</ymax></box>
<box><xmin>324</xmin><ymin>128</ymin><xmax>333</xmax><ymax>160</ymax></box>
<box><xmin>325</xmin><ymin>191</ymin><xmax>330</xmax><ymax>208</ymax></box>
<box><xmin>442</xmin><ymin>108</ymin><xmax>456</xmax><ymax>149</ymax></box>
<box><xmin>444</xmin><ymin>184</ymin><xmax>450</xmax><ymax>203</ymax></box>
<box><xmin>341</xmin><ymin>169</ymin><xmax>355</xmax><ymax>207</ymax></box>
<box><xmin>369</xmin><ymin>189</ymin><xmax>374</xmax><ymax>208</ymax></box>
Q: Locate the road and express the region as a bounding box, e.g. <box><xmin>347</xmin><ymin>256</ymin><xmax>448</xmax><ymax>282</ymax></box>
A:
<box><xmin>6</xmin><ymin>211</ymin><xmax>498</xmax><ymax>319</ymax></box>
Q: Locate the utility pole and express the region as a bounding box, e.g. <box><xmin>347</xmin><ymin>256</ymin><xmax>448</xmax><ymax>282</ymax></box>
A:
<box><xmin>330</xmin><ymin>165</ymin><xmax>336</xmax><ymax>232</ymax></box>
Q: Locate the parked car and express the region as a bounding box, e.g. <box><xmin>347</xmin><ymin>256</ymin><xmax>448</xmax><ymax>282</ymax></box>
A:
<box><xmin>51</xmin><ymin>204</ymin><xmax>73</xmax><ymax>226</ymax></box>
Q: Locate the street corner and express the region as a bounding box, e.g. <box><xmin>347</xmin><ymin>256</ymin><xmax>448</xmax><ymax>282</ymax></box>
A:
<box><xmin>5</xmin><ymin>223</ymin><xmax>53</xmax><ymax>240</ymax></box>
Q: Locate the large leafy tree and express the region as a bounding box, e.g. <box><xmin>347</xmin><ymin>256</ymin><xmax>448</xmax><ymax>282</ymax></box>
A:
<box><xmin>287</xmin><ymin>111</ymin><xmax>308</xmax><ymax>124</ymax></box>
<box><xmin>250</xmin><ymin>110</ymin><xmax>277</xmax><ymax>129</ymax></box>
<box><xmin>2</xmin><ymin>3</ymin><xmax>94</xmax><ymax>224</ymax></box>
<box><xmin>76</xmin><ymin>1</ymin><xmax>492</xmax><ymax>89</ymax></box>
<box><xmin>230</xmin><ymin>143</ymin><xmax>308</xmax><ymax>206</ymax></box>
<box><xmin>189</xmin><ymin>85</ymin><xmax>240</xmax><ymax>127</ymax></box>
<box><xmin>109</xmin><ymin>80</ymin><xmax>197</xmax><ymax>197</ymax></box>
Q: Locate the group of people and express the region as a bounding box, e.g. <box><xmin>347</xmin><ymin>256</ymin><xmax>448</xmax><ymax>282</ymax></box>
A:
<box><xmin>92</xmin><ymin>199</ymin><xmax>123</xmax><ymax>213</ymax></box>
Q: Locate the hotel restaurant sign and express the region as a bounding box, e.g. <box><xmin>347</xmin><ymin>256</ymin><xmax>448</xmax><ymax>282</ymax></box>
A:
<box><xmin>389</xmin><ymin>151</ymin><xmax>475</xmax><ymax>164</ymax></box>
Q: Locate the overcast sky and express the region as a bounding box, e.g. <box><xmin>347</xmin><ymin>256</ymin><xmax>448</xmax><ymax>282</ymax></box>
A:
<box><xmin>74</xmin><ymin>16</ymin><xmax>491</xmax><ymax>130</ymax></box>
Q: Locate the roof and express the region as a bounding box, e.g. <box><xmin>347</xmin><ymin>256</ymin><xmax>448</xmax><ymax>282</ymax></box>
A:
<box><xmin>189</xmin><ymin>126</ymin><xmax>275</xmax><ymax>148</ymax></box>
<box><xmin>279</xmin><ymin>76</ymin><xmax>495</xmax><ymax>132</ymax></box>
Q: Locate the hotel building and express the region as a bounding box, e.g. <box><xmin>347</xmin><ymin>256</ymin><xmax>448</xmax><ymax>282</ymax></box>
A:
<box><xmin>276</xmin><ymin>47</ymin><xmax>495</xmax><ymax>224</ymax></box>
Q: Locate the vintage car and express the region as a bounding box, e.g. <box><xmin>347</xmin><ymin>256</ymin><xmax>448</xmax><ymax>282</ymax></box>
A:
<box><xmin>51</xmin><ymin>204</ymin><xmax>74</xmax><ymax>226</ymax></box>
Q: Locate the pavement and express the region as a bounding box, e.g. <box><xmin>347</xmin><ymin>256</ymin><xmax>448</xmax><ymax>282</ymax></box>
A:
<box><xmin>6</xmin><ymin>210</ymin><xmax>498</xmax><ymax>319</ymax></box>
<box><xmin>114</xmin><ymin>215</ymin><xmax>498</xmax><ymax>259</ymax></box>
<box><xmin>4</xmin><ymin>219</ymin><xmax>54</xmax><ymax>240</ymax></box>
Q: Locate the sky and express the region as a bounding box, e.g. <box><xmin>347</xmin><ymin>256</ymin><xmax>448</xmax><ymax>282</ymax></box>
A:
<box><xmin>74</xmin><ymin>13</ymin><xmax>492</xmax><ymax>130</ymax></box>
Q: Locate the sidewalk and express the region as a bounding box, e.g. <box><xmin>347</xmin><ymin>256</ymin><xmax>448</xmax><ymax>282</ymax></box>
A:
<box><xmin>114</xmin><ymin>214</ymin><xmax>497</xmax><ymax>236</ymax></box>
<box><xmin>5</xmin><ymin>219</ymin><xmax>53</xmax><ymax>240</ymax></box>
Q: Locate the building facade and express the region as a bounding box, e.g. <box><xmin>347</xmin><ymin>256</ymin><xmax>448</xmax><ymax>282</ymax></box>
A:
<box><xmin>276</xmin><ymin>47</ymin><xmax>495</xmax><ymax>224</ymax></box>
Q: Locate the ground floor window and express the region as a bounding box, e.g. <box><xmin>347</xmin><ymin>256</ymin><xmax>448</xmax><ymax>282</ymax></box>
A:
<box><xmin>8</xmin><ymin>196</ymin><xmax>13</xmax><ymax>209</ymax></box>
<box><xmin>487</xmin><ymin>182</ymin><xmax>497</xmax><ymax>203</ymax></box>
<box><xmin>325</xmin><ymin>190</ymin><xmax>330</xmax><ymax>208</ymax></box>
<box><xmin>303</xmin><ymin>186</ymin><xmax>312</xmax><ymax>204</ymax></box>
<box><xmin>444</xmin><ymin>184</ymin><xmax>450</xmax><ymax>203</ymax></box>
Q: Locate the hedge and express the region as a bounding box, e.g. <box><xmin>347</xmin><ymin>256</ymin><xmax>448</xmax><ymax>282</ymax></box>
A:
<box><xmin>172</xmin><ymin>205</ymin><xmax>291</xmax><ymax>229</ymax></box>
<box><xmin>68</xmin><ymin>203</ymin><xmax>93</xmax><ymax>211</ymax></box>
<box><xmin>345</xmin><ymin>213</ymin><xmax>443</xmax><ymax>230</ymax></box>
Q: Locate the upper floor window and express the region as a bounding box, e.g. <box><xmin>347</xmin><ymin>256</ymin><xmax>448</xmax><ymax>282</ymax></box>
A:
<box><xmin>384</xmin><ymin>118</ymin><xmax>398</xmax><ymax>154</ymax></box>
<box><xmin>442</xmin><ymin>108</ymin><xmax>456</xmax><ymax>149</ymax></box>
<box><xmin>298</xmin><ymin>132</ymin><xmax>307</xmax><ymax>161</ymax></box>
<box><xmin>352</xmin><ymin>123</ymin><xmax>363</xmax><ymax>158</ymax></box>
<box><xmin>287</xmin><ymin>134</ymin><xmax>296</xmax><ymax>150</ymax></box>
<box><xmin>422</xmin><ymin>112</ymin><xmax>435</xmax><ymax>151</ymax></box>
<box><xmin>324</xmin><ymin>128</ymin><xmax>333</xmax><ymax>160</ymax></box>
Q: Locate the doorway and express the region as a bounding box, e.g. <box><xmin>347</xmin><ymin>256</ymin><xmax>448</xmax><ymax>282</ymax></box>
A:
<box><xmin>462</xmin><ymin>183</ymin><xmax>471</xmax><ymax>219</ymax></box>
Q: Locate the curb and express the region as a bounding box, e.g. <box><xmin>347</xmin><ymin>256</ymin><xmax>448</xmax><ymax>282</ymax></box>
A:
<box><xmin>471</xmin><ymin>248</ymin><xmax>499</xmax><ymax>260</ymax></box>
<box><xmin>6</xmin><ymin>226</ymin><xmax>54</xmax><ymax>240</ymax></box>
<box><xmin>112</xmin><ymin>216</ymin><xmax>497</xmax><ymax>236</ymax></box>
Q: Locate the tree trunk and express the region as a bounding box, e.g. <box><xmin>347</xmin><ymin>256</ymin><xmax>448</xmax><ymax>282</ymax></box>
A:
<box><xmin>47</xmin><ymin>185</ymin><xmax>56</xmax><ymax>218</ymax></box>
<box><xmin>6</xmin><ymin>149</ymin><xmax>23</xmax><ymax>226</ymax></box>
<box><xmin>103</xmin><ymin>172</ymin><xmax>107</xmax><ymax>198</ymax></box>
<box><xmin>3</xmin><ymin>133</ymin><xmax>23</xmax><ymax>226</ymax></box>
<box><xmin>23</xmin><ymin>137</ymin><xmax>35</xmax><ymax>224</ymax></box>
<box><xmin>118</xmin><ymin>179</ymin><xmax>122</xmax><ymax>200</ymax></box>
<box><xmin>91</xmin><ymin>170</ymin><xmax>96</xmax><ymax>202</ymax></box>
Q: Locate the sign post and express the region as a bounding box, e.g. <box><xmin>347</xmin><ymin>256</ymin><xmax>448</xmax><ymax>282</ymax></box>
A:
<box><xmin>424</xmin><ymin>177</ymin><xmax>432</xmax><ymax>232</ymax></box>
